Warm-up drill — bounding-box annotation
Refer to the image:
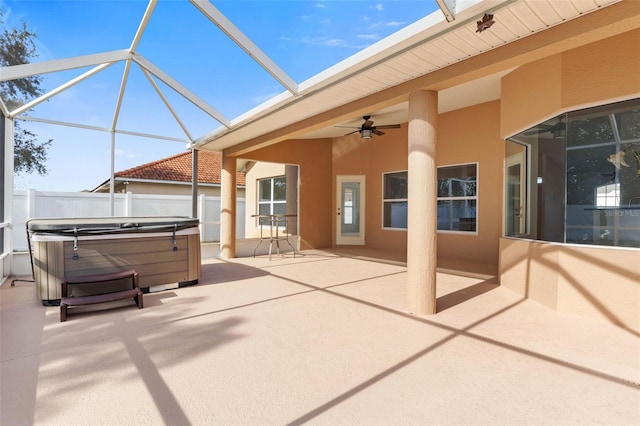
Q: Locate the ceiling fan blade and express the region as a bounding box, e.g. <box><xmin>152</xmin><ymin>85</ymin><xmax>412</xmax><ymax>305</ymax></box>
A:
<box><xmin>523</xmin><ymin>126</ymin><xmax>552</xmax><ymax>135</ymax></box>
<box><xmin>373</xmin><ymin>129</ymin><xmax>385</xmax><ymax>136</ymax></box>
<box><xmin>335</xmin><ymin>125</ymin><xmax>359</xmax><ymax>129</ymax></box>
<box><xmin>363</xmin><ymin>120</ymin><xmax>374</xmax><ymax>128</ymax></box>
<box><xmin>523</xmin><ymin>120</ymin><xmax>564</xmax><ymax>135</ymax></box>
<box><xmin>344</xmin><ymin>130</ymin><xmax>360</xmax><ymax>136</ymax></box>
<box><xmin>375</xmin><ymin>124</ymin><xmax>401</xmax><ymax>129</ymax></box>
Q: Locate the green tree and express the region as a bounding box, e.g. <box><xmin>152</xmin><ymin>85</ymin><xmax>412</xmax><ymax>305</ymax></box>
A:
<box><xmin>0</xmin><ymin>11</ymin><xmax>51</xmax><ymax>175</ymax></box>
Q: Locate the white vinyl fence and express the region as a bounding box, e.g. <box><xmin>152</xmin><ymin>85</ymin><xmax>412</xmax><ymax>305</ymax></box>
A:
<box><xmin>11</xmin><ymin>189</ymin><xmax>245</xmax><ymax>252</ymax></box>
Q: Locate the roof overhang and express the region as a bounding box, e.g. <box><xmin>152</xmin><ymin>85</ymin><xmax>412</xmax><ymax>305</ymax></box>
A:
<box><xmin>194</xmin><ymin>0</ymin><xmax>626</xmax><ymax>155</ymax></box>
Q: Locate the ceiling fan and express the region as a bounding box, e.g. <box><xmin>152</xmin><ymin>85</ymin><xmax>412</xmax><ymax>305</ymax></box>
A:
<box><xmin>337</xmin><ymin>115</ymin><xmax>401</xmax><ymax>139</ymax></box>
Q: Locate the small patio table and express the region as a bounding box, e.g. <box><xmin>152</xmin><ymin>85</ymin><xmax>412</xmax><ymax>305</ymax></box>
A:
<box><xmin>251</xmin><ymin>214</ymin><xmax>297</xmax><ymax>260</ymax></box>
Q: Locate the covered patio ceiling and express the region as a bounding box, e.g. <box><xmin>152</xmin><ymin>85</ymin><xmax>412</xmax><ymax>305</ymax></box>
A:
<box><xmin>0</xmin><ymin>0</ymin><xmax>622</xmax><ymax>156</ymax></box>
<box><xmin>194</xmin><ymin>0</ymin><xmax>621</xmax><ymax>152</ymax></box>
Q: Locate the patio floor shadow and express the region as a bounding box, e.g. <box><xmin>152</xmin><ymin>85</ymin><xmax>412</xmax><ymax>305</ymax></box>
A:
<box><xmin>1</xmin><ymin>249</ymin><xmax>638</xmax><ymax>425</ymax></box>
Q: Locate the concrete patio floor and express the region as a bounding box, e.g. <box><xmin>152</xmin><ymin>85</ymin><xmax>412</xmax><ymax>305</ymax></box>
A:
<box><xmin>1</xmin><ymin>249</ymin><xmax>639</xmax><ymax>425</ymax></box>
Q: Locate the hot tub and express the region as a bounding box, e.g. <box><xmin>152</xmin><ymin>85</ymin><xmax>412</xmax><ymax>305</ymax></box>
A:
<box><xmin>27</xmin><ymin>216</ymin><xmax>201</xmax><ymax>305</ymax></box>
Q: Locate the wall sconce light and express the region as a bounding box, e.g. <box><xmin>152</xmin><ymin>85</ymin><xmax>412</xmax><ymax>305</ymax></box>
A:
<box><xmin>361</xmin><ymin>129</ymin><xmax>373</xmax><ymax>139</ymax></box>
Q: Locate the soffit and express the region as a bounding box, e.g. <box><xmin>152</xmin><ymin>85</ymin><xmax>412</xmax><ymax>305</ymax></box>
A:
<box><xmin>195</xmin><ymin>0</ymin><xmax>621</xmax><ymax>152</ymax></box>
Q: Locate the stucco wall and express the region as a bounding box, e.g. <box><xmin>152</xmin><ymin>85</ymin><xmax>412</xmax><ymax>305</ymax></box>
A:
<box><xmin>329</xmin><ymin>101</ymin><xmax>503</xmax><ymax>274</ymax></box>
<box><xmin>332</xmin><ymin>126</ymin><xmax>408</xmax><ymax>253</ymax></box>
<box><xmin>230</xmin><ymin>28</ymin><xmax>639</xmax><ymax>290</ymax></box>
<box><xmin>502</xmin><ymin>29</ymin><xmax>640</xmax><ymax>138</ymax></box>
<box><xmin>237</xmin><ymin>138</ymin><xmax>333</xmax><ymax>250</ymax></box>
<box><xmin>561</xmin><ymin>29</ymin><xmax>640</xmax><ymax>109</ymax></box>
<box><xmin>500</xmin><ymin>238</ymin><xmax>640</xmax><ymax>333</ymax></box>
<box><xmin>437</xmin><ymin>101</ymin><xmax>503</xmax><ymax>274</ymax></box>
<box><xmin>499</xmin><ymin>29</ymin><xmax>640</xmax><ymax>330</ymax></box>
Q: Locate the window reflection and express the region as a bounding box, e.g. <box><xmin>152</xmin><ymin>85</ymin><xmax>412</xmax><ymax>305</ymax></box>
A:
<box><xmin>257</xmin><ymin>176</ymin><xmax>286</xmax><ymax>217</ymax></box>
<box><xmin>506</xmin><ymin>98</ymin><xmax>640</xmax><ymax>248</ymax></box>
<box><xmin>382</xmin><ymin>171</ymin><xmax>408</xmax><ymax>229</ymax></box>
<box><xmin>437</xmin><ymin>164</ymin><xmax>478</xmax><ymax>232</ymax></box>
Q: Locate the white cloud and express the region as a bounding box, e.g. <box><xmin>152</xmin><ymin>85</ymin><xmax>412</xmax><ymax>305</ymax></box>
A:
<box><xmin>385</xmin><ymin>20</ymin><xmax>405</xmax><ymax>27</ymax></box>
<box><xmin>315</xmin><ymin>3</ymin><xmax>326</xmax><ymax>8</ymax></box>
<box><xmin>300</xmin><ymin>36</ymin><xmax>347</xmax><ymax>48</ymax></box>
<box><xmin>357</xmin><ymin>34</ymin><xmax>381</xmax><ymax>41</ymax></box>
<box><xmin>368</xmin><ymin>19</ymin><xmax>406</xmax><ymax>29</ymax></box>
<box><xmin>325</xmin><ymin>38</ymin><xmax>347</xmax><ymax>47</ymax></box>
<box><xmin>252</xmin><ymin>92</ymin><xmax>282</xmax><ymax>105</ymax></box>
<box><xmin>372</xmin><ymin>4</ymin><xmax>384</xmax><ymax>11</ymax></box>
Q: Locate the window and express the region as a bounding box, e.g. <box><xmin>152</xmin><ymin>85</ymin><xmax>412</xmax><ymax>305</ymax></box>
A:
<box><xmin>506</xmin><ymin>98</ymin><xmax>640</xmax><ymax>248</ymax></box>
<box><xmin>382</xmin><ymin>171</ymin><xmax>407</xmax><ymax>229</ymax></box>
<box><xmin>382</xmin><ymin>167</ymin><xmax>478</xmax><ymax>232</ymax></box>
<box><xmin>437</xmin><ymin>163</ymin><xmax>478</xmax><ymax>232</ymax></box>
<box><xmin>258</xmin><ymin>176</ymin><xmax>286</xmax><ymax>216</ymax></box>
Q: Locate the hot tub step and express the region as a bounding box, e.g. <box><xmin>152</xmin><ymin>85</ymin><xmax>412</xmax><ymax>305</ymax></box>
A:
<box><xmin>60</xmin><ymin>270</ymin><xmax>143</xmax><ymax>322</ymax></box>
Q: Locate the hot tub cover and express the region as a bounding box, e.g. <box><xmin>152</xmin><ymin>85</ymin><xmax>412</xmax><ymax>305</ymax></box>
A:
<box><xmin>27</xmin><ymin>216</ymin><xmax>199</xmax><ymax>236</ymax></box>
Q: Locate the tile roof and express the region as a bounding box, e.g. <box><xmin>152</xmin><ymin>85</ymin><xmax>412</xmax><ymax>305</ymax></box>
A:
<box><xmin>115</xmin><ymin>150</ymin><xmax>246</xmax><ymax>186</ymax></box>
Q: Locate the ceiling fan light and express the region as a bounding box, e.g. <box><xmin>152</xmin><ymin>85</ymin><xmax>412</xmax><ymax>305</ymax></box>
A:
<box><xmin>361</xmin><ymin>129</ymin><xmax>373</xmax><ymax>139</ymax></box>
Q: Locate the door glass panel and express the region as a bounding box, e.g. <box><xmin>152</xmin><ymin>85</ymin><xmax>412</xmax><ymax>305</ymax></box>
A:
<box><xmin>341</xmin><ymin>182</ymin><xmax>360</xmax><ymax>235</ymax></box>
<box><xmin>506</xmin><ymin>163</ymin><xmax>523</xmax><ymax>235</ymax></box>
<box><xmin>505</xmin><ymin>143</ymin><xmax>526</xmax><ymax>236</ymax></box>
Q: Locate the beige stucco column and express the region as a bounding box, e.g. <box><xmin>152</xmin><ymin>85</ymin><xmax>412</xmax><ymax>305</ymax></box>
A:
<box><xmin>220</xmin><ymin>151</ymin><xmax>236</xmax><ymax>259</ymax></box>
<box><xmin>285</xmin><ymin>164</ymin><xmax>298</xmax><ymax>236</ymax></box>
<box><xmin>407</xmin><ymin>90</ymin><xmax>438</xmax><ymax>315</ymax></box>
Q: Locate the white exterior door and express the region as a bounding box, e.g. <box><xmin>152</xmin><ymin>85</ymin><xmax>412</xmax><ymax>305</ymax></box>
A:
<box><xmin>336</xmin><ymin>175</ymin><xmax>365</xmax><ymax>245</ymax></box>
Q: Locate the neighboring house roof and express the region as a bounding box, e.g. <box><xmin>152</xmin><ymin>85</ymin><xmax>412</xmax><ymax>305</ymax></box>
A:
<box><xmin>92</xmin><ymin>150</ymin><xmax>246</xmax><ymax>192</ymax></box>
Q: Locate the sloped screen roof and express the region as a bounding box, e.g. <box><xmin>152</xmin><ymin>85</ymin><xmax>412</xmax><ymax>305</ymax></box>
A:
<box><xmin>1</xmin><ymin>0</ymin><xmax>448</xmax><ymax>190</ymax></box>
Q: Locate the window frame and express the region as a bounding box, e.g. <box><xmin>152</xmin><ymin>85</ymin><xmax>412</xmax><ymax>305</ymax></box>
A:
<box><xmin>381</xmin><ymin>170</ymin><xmax>408</xmax><ymax>231</ymax></box>
<box><xmin>257</xmin><ymin>175</ymin><xmax>287</xmax><ymax>219</ymax></box>
<box><xmin>504</xmin><ymin>98</ymin><xmax>640</xmax><ymax>248</ymax></box>
<box><xmin>436</xmin><ymin>162</ymin><xmax>479</xmax><ymax>235</ymax></box>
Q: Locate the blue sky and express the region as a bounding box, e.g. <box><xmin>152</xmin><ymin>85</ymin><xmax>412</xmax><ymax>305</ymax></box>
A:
<box><xmin>2</xmin><ymin>0</ymin><xmax>441</xmax><ymax>191</ymax></box>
